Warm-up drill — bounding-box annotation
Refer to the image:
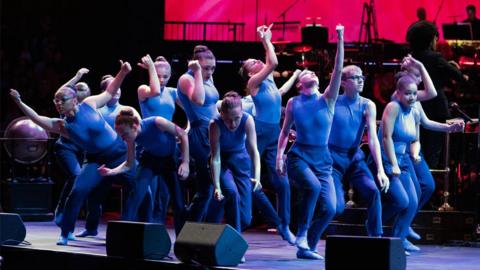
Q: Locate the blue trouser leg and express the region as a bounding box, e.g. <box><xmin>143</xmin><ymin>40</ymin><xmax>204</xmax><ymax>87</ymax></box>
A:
<box><xmin>393</xmin><ymin>170</ymin><xmax>418</xmax><ymax>240</ymax></box>
<box><xmin>332</xmin><ymin>149</ymin><xmax>382</xmax><ymax>236</ymax></box>
<box><xmin>187</xmin><ymin>123</ymin><xmax>214</xmax><ymax>221</ymax></box>
<box><xmin>54</xmin><ymin>142</ymin><xmax>83</xmax><ymax>215</ymax></box>
<box><xmin>382</xmin><ymin>155</ymin><xmax>418</xmax><ymax>240</ymax></box>
<box><xmin>348</xmin><ymin>160</ymin><xmax>383</xmax><ymax>236</ymax></box>
<box><xmin>414</xmin><ymin>151</ymin><xmax>435</xmax><ymax>210</ymax></box>
<box><xmin>152</xmin><ymin>176</ymin><xmax>170</xmax><ymax>223</ymax></box>
<box><xmin>123</xmin><ymin>165</ymin><xmax>154</xmax><ymax>221</ymax></box>
<box><xmin>252</xmin><ymin>189</ymin><xmax>282</xmax><ymax>226</ymax></box>
<box><xmin>61</xmin><ymin>162</ymin><xmax>105</xmax><ymax>237</ymax></box>
<box><xmin>220</xmin><ymin>151</ymin><xmax>253</xmax><ymax>232</ymax></box>
<box><xmin>158</xmin><ymin>160</ymin><xmax>186</xmax><ymax>235</ymax></box>
<box><xmin>307</xmin><ymin>174</ymin><xmax>336</xmax><ymax>249</ymax></box>
<box><xmin>255</xmin><ymin>122</ymin><xmax>291</xmax><ymax>226</ymax></box>
<box><xmin>382</xmin><ymin>176</ymin><xmax>409</xmax><ymax>223</ymax></box>
<box><xmin>287</xmin><ymin>144</ymin><xmax>335</xmax><ymax>245</ymax></box>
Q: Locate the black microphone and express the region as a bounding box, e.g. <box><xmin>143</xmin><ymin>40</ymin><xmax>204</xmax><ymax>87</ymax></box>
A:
<box><xmin>449</xmin><ymin>102</ymin><xmax>474</xmax><ymax>122</ymax></box>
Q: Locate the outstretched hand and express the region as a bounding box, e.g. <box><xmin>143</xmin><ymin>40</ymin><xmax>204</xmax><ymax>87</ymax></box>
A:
<box><xmin>9</xmin><ymin>89</ymin><xmax>21</xmax><ymax>102</ymax></box>
<box><xmin>214</xmin><ymin>188</ymin><xmax>224</xmax><ymax>201</ymax></box>
<box><xmin>257</xmin><ymin>24</ymin><xmax>273</xmax><ymax>41</ymax></box>
<box><xmin>401</xmin><ymin>54</ymin><xmax>423</xmax><ymax>70</ymax></box>
<box><xmin>137</xmin><ymin>54</ymin><xmax>154</xmax><ymax>70</ymax></box>
<box><xmin>251</xmin><ymin>178</ymin><xmax>262</xmax><ymax>192</ymax></box>
<box><xmin>98</xmin><ymin>164</ymin><xmax>114</xmax><ymax>176</ymax></box>
<box><xmin>119</xmin><ymin>60</ymin><xmax>132</xmax><ymax>74</ymax></box>
<box><xmin>178</xmin><ymin>162</ymin><xmax>190</xmax><ymax>180</ymax></box>
<box><xmin>188</xmin><ymin>60</ymin><xmax>201</xmax><ymax>73</ymax></box>
<box><xmin>377</xmin><ymin>172</ymin><xmax>390</xmax><ymax>193</ymax></box>
<box><xmin>335</xmin><ymin>24</ymin><xmax>344</xmax><ymax>40</ymax></box>
<box><xmin>77</xmin><ymin>68</ymin><xmax>89</xmax><ymax>77</ymax></box>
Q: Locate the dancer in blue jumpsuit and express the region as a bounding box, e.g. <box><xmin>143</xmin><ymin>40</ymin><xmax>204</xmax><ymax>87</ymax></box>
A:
<box><xmin>54</xmin><ymin>69</ymin><xmax>90</xmax><ymax>227</ymax></box>
<box><xmin>99</xmin><ymin>107</ymin><xmax>189</xmax><ymax>235</ymax></box>
<box><xmin>137</xmin><ymin>54</ymin><xmax>181</xmax><ymax>223</ymax></box>
<box><xmin>379</xmin><ymin>74</ymin><xmax>422</xmax><ymax>255</ymax></box>
<box><xmin>390</xmin><ymin>56</ymin><xmax>464</xmax><ymax>252</ymax></box>
<box><xmin>10</xmin><ymin>60</ymin><xmax>134</xmax><ymax>246</ymax></box>
<box><xmin>329</xmin><ymin>65</ymin><xmax>389</xmax><ymax>237</ymax></box>
<box><xmin>238</xmin><ymin>24</ymin><xmax>301</xmax><ymax>244</ymax></box>
<box><xmin>73</xmin><ymin>74</ymin><xmax>128</xmax><ymax>238</ymax></box>
<box><xmin>277</xmin><ymin>25</ymin><xmax>344</xmax><ymax>260</ymax></box>
<box><xmin>209</xmin><ymin>91</ymin><xmax>260</xmax><ymax>235</ymax></box>
<box><xmin>177</xmin><ymin>45</ymin><xmax>219</xmax><ymax>221</ymax></box>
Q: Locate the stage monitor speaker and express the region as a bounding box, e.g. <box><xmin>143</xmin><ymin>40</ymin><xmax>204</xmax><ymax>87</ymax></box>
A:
<box><xmin>106</xmin><ymin>221</ymin><xmax>171</xmax><ymax>260</ymax></box>
<box><xmin>0</xmin><ymin>213</ymin><xmax>26</xmax><ymax>245</ymax></box>
<box><xmin>174</xmin><ymin>222</ymin><xmax>248</xmax><ymax>266</ymax></box>
<box><xmin>326</xmin><ymin>235</ymin><xmax>406</xmax><ymax>270</ymax></box>
<box><xmin>302</xmin><ymin>26</ymin><xmax>328</xmax><ymax>49</ymax></box>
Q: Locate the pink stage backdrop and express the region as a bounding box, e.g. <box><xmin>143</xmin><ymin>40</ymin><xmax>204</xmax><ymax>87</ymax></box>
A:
<box><xmin>165</xmin><ymin>0</ymin><xmax>478</xmax><ymax>42</ymax></box>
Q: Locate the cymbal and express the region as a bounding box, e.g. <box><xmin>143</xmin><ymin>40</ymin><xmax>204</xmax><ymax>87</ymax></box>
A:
<box><xmin>293</xmin><ymin>44</ymin><xmax>313</xmax><ymax>53</ymax></box>
<box><xmin>296</xmin><ymin>60</ymin><xmax>318</xmax><ymax>68</ymax></box>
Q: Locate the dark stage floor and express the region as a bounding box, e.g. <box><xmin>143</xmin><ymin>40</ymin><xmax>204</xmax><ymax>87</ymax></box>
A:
<box><xmin>2</xmin><ymin>220</ymin><xmax>480</xmax><ymax>270</ymax></box>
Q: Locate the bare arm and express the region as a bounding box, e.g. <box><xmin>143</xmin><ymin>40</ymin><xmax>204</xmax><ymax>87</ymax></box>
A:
<box><xmin>98</xmin><ymin>140</ymin><xmax>136</xmax><ymax>176</ymax></box>
<box><xmin>84</xmin><ymin>60</ymin><xmax>131</xmax><ymax>109</ymax></box>
<box><xmin>276</xmin><ymin>98</ymin><xmax>294</xmax><ymax>176</ymax></box>
<box><xmin>61</xmin><ymin>68</ymin><xmax>89</xmax><ymax>89</ymax></box>
<box><xmin>9</xmin><ymin>89</ymin><xmax>66</xmax><ymax>136</ymax></box>
<box><xmin>416</xmin><ymin>102</ymin><xmax>464</xmax><ymax>132</ymax></box>
<box><xmin>209</xmin><ymin>121</ymin><xmax>224</xmax><ymax>201</ymax></box>
<box><xmin>245</xmin><ymin>116</ymin><xmax>261</xmax><ymax>191</ymax></box>
<box><xmin>178</xmin><ymin>61</ymin><xmax>205</xmax><ymax>105</ymax></box>
<box><xmin>154</xmin><ymin>117</ymin><xmax>190</xmax><ymax>180</ymax></box>
<box><xmin>324</xmin><ymin>25</ymin><xmax>344</xmax><ymax>109</ymax></box>
<box><xmin>247</xmin><ymin>25</ymin><xmax>278</xmax><ymax>96</ymax></box>
<box><xmin>382</xmin><ymin>102</ymin><xmax>401</xmax><ymax>176</ymax></box>
<box><xmin>365</xmin><ymin>101</ymin><xmax>390</xmax><ymax>192</ymax></box>
<box><xmin>137</xmin><ymin>54</ymin><xmax>161</xmax><ymax>102</ymax></box>
<box><xmin>278</xmin><ymin>69</ymin><xmax>301</xmax><ymax>96</ymax></box>
<box><xmin>402</xmin><ymin>55</ymin><xmax>437</xmax><ymax>101</ymax></box>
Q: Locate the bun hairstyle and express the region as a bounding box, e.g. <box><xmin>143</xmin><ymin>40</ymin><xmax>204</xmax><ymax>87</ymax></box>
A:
<box><xmin>193</xmin><ymin>45</ymin><xmax>215</xmax><ymax>61</ymax></box>
<box><xmin>115</xmin><ymin>107</ymin><xmax>140</xmax><ymax>128</ymax></box>
<box><xmin>396</xmin><ymin>74</ymin><xmax>417</xmax><ymax>92</ymax></box>
<box><xmin>100</xmin><ymin>74</ymin><xmax>114</xmax><ymax>91</ymax></box>
<box><xmin>154</xmin><ymin>56</ymin><xmax>171</xmax><ymax>71</ymax></box>
<box><xmin>220</xmin><ymin>91</ymin><xmax>242</xmax><ymax>113</ymax></box>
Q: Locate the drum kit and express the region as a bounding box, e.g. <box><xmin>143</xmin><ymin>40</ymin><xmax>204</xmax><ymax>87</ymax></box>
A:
<box><xmin>272</xmin><ymin>40</ymin><xmax>320</xmax><ymax>69</ymax></box>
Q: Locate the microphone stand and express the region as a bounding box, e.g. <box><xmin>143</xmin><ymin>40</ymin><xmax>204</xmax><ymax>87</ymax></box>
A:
<box><xmin>277</xmin><ymin>0</ymin><xmax>304</xmax><ymax>41</ymax></box>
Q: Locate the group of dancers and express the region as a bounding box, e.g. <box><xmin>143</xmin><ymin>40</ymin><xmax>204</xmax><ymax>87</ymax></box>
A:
<box><xmin>10</xmin><ymin>23</ymin><xmax>465</xmax><ymax>260</ymax></box>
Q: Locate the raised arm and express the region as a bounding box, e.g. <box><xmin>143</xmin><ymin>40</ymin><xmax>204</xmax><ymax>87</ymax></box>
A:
<box><xmin>382</xmin><ymin>102</ymin><xmax>401</xmax><ymax>176</ymax></box>
<box><xmin>278</xmin><ymin>69</ymin><xmax>301</xmax><ymax>96</ymax></box>
<box><xmin>276</xmin><ymin>98</ymin><xmax>294</xmax><ymax>176</ymax></box>
<box><xmin>402</xmin><ymin>55</ymin><xmax>437</xmax><ymax>101</ymax></box>
<box><xmin>178</xmin><ymin>60</ymin><xmax>205</xmax><ymax>105</ymax></box>
<box><xmin>137</xmin><ymin>54</ymin><xmax>161</xmax><ymax>102</ymax></box>
<box><xmin>324</xmin><ymin>25</ymin><xmax>344</xmax><ymax>109</ymax></box>
<box><xmin>154</xmin><ymin>117</ymin><xmax>190</xmax><ymax>180</ymax></box>
<box><xmin>209</xmin><ymin>121</ymin><xmax>224</xmax><ymax>201</ymax></box>
<box><xmin>61</xmin><ymin>68</ymin><xmax>89</xmax><ymax>89</ymax></box>
<box><xmin>247</xmin><ymin>24</ymin><xmax>278</xmax><ymax>96</ymax></box>
<box><xmin>84</xmin><ymin>60</ymin><xmax>131</xmax><ymax>109</ymax></box>
<box><xmin>245</xmin><ymin>115</ymin><xmax>261</xmax><ymax>191</ymax></box>
<box><xmin>9</xmin><ymin>89</ymin><xmax>66</xmax><ymax>136</ymax></box>
<box><xmin>365</xmin><ymin>101</ymin><xmax>389</xmax><ymax>192</ymax></box>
